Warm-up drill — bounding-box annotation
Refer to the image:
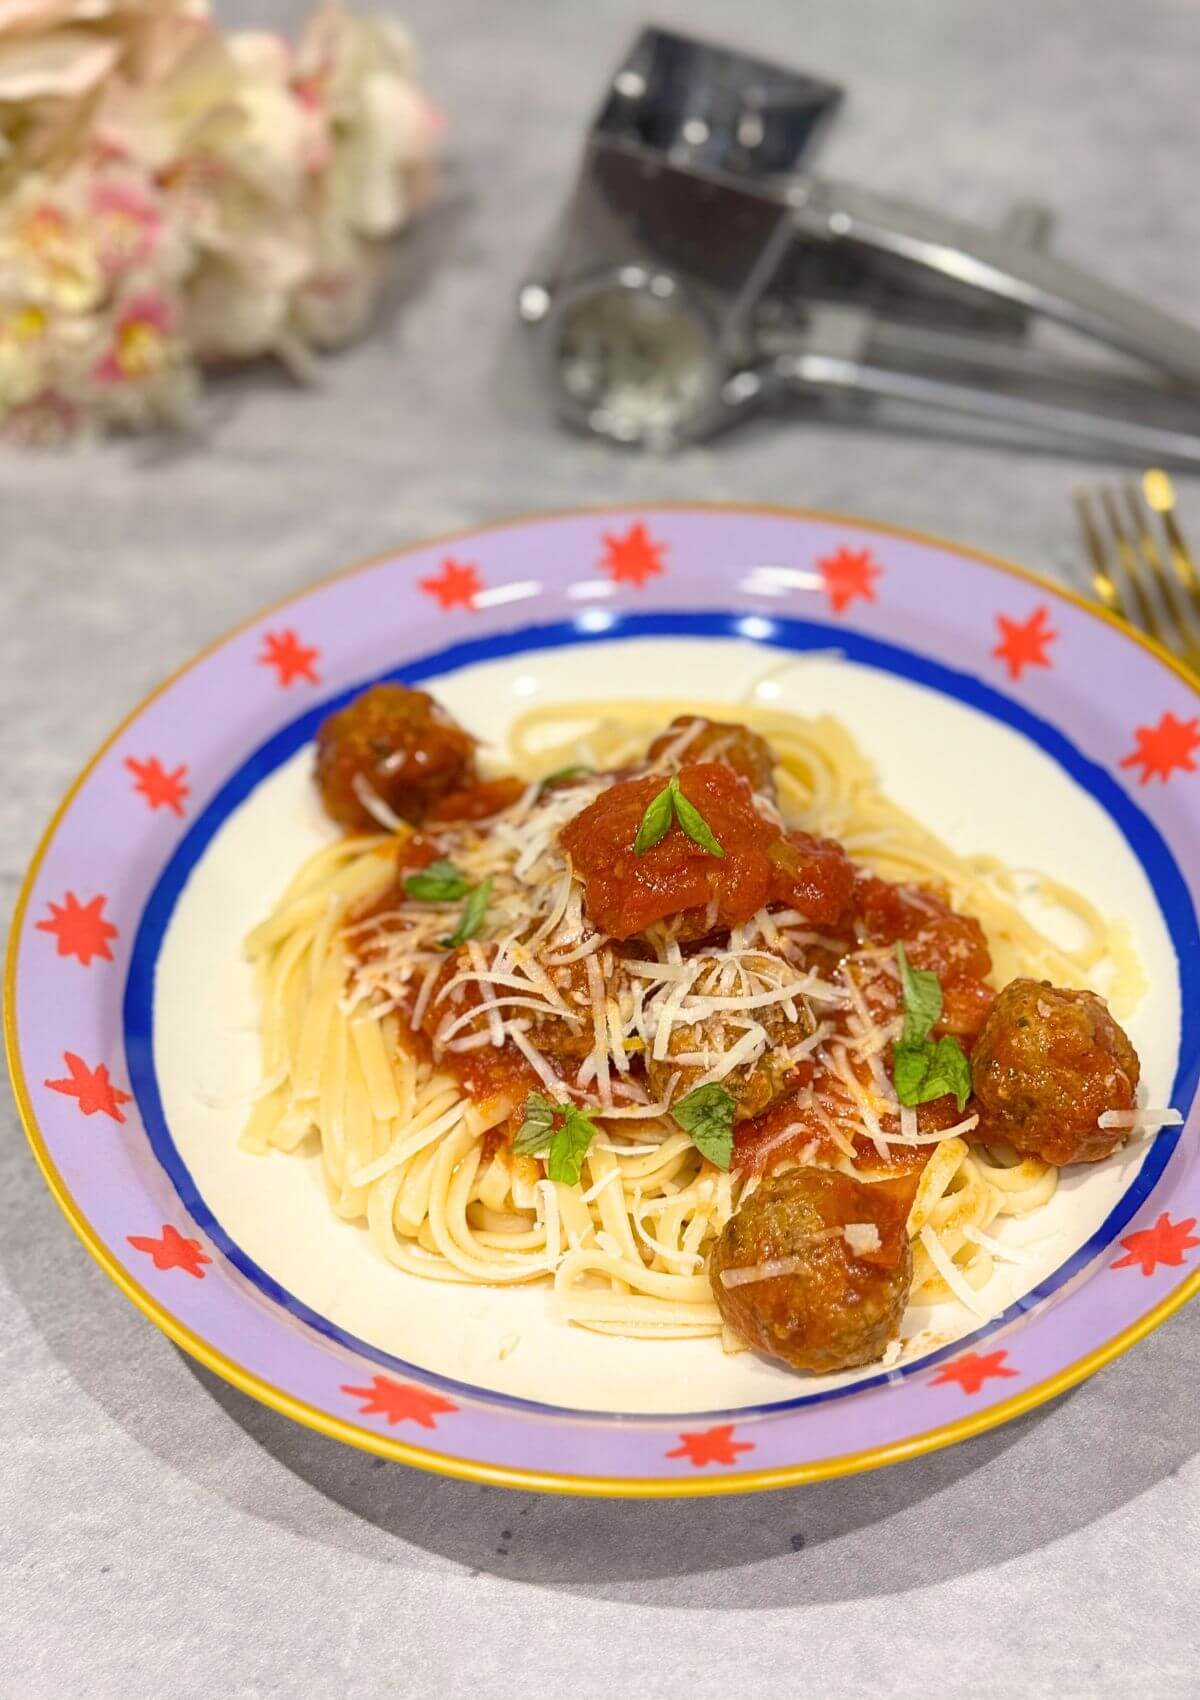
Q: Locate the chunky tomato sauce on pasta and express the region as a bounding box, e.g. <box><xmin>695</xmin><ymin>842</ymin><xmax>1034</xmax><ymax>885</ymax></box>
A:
<box><xmin>238</xmin><ymin>683</ymin><xmax>1170</xmax><ymax>1377</ymax></box>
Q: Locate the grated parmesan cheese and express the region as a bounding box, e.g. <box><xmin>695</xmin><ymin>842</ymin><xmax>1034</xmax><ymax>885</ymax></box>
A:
<box><xmin>1098</xmin><ymin>1106</ymin><xmax>1183</xmax><ymax>1133</ymax></box>
<box><xmin>718</xmin><ymin>1239</ymin><xmax>843</xmax><ymax>1286</ymax></box>
<box><xmin>340</xmin><ymin>771</ymin><xmax>985</xmax><ymax>1183</ymax></box>
<box><xmin>350</xmin><ymin>774</ymin><xmax>406</xmax><ymax>833</ymax></box>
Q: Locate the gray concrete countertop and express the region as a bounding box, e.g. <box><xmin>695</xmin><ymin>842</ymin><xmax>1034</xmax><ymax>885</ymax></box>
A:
<box><xmin>3</xmin><ymin>2</ymin><xmax>1198</xmax><ymax>1695</ymax></box>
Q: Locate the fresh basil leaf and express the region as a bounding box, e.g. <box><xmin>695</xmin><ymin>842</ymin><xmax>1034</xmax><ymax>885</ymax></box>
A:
<box><xmin>893</xmin><ymin>1040</ymin><xmax>934</xmax><ymax>1107</ymax></box>
<box><xmin>404</xmin><ymin>857</ymin><xmax>471</xmax><ymax>902</ymax></box>
<box><xmin>634</xmin><ymin>782</ymin><xmax>674</xmax><ymax>856</ymax></box>
<box><xmin>511</xmin><ymin>1093</ymin><xmax>556</xmax><ymax>1155</ymax></box>
<box><xmin>440</xmin><ymin>877</ymin><xmax>493</xmax><ymax>948</ymax></box>
<box><xmin>924</xmin><ymin>1035</ymin><xmax>972</xmax><ymax>1113</ymax></box>
<box><xmin>893</xmin><ymin>1036</ymin><xmax>971</xmax><ymax>1113</ymax></box>
<box><xmin>668</xmin><ymin>774</ymin><xmax>725</xmax><ymax>860</ymax></box>
<box><xmin>895</xmin><ymin>940</ymin><xmax>942</xmax><ymax>1046</ymax></box>
<box><xmin>512</xmin><ymin>1098</ymin><xmax>600</xmax><ymax>1185</ymax></box>
<box><xmin>671</xmin><ymin>1082</ymin><xmax>735</xmax><ymax>1171</ymax></box>
<box><xmin>538</xmin><ymin>764</ymin><xmax>592</xmax><ymax>793</ymax></box>
<box><xmin>547</xmin><ymin>1105</ymin><xmax>600</xmax><ymax>1186</ymax></box>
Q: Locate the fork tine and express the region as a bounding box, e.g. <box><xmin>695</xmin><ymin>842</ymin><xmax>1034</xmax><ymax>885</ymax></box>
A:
<box><xmin>1122</xmin><ymin>481</ymin><xmax>1194</xmax><ymax>642</ymax></box>
<box><xmin>1143</xmin><ymin>467</ymin><xmax>1200</xmax><ymax>625</ymax></box>
<box><xmin>1098</xmin><ymin>486</ymin><xmax>1163</xmax><ymax>640</ymax></box>
<box><xmin>1074</xmin><ymin>490</ymin><xmax>1128</xmax><ymax>620</ymax></box>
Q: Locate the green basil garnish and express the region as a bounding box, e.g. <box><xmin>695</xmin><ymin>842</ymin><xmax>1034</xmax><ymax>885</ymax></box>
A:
<box><xmin>538</xmin><ymin>764</ymin><xmax>593</xmax><ymax>793</ymax></box>
<box><xmin>512</xmin><ymin>1094</ymin><xmax>601</xmax><ymax>1186</ymax></box>
<box><xmin>440</xmin><ymin>877</ymin><xmax>493</xmax><ymax>949</ymax></box>
<box><xmin>671</xmin><ymin>1082</ymin><xmax>735</xmax><ymax>1170</ymax></box>
<box><xmin>404</xmin><ymin>858</ymin><xmax>471</xmax><ymax>902</ymax></box>
<box><xmin>633</xmin><ymin>774</ymin><xmax>724</xmax><ymax>860</ymax></box>
<box><xmin>892</xmin><ymin>942</ymin><xmax>971</xmax><ymax>1112</ymax></box>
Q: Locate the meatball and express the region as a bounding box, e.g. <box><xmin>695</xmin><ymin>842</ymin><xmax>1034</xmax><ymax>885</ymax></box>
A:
<box><xmin>970</xmin><ymin>979</ymin><xmax>1141</xmax><ymax>1165</ymax></box>
<box><xmin>560</xmin><ymin>763</ymin><xmax>778</xmax><ymax>940</ymax></box>
<box><xmin>854</xmin><ymin>874</ymin><xmax>994</xmax><ymax>1039</ymax></box>
<box><xmin>709</xmin><ymin>1168</ymin><xmax>913</xmax><ymax>1373</ymax></box>
<box><xmin>561</xmin><ymin>764</ymin><xmax>854</xmax><ymax>942</ymax></box>
<box><xmin>418</xmin><ymin>946</ymin><xmax>632</xmax><ymax>1076</ymax></box>
<box><xmin>315</xmin><ymin>684</ymin><xmax>476</xmax><ymax>831</ymax></box>
<box><xmin>524</xmin><ymin>953</ymin><xmax>614</xmax><ymax>1068</ymax></box>
<box><xmin>646</xmin><ymin>996</ymin><xmax>814</xmax><ymax>1121</ymax></box>
<box><xmin>646</xmin><ymin>716</ymin><xmax>777</xmax><ymax>796</ymax></box>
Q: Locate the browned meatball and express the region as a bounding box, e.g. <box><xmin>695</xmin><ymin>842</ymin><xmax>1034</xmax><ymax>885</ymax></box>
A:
<box><xmin>646</xmin><ymin>996</ymin><xmax>814</xmax><ymax>1121</ymax></box>
<box><xmin>524</xmin><ymin>954</ymin><xmax>612</xmax><ymax>1066</ymax></box>
<box><xmin>315</xmin><ymin>684</ymin><xmax>476</xmax><ymax>831</ymax></box>
<box><xmin>854</xmin><ymin>874</ymin><xmax>994</xmax><ymax>1039</ymax></box>
<box><xmin>646</xmin><ymin>716</ymin><xmax>777</xmax><ymax>796</ymax></box>
<box><xmin>970</xmin><ymin>979</ymin><xmax>1140</xmax><ymax>1165</ymax></box>
<box><xmin>431</xmin><ymin>948</ymin><xmax>632</xmax><ymax>1073</ymax></box>
<box><xmin>709</xmin><ymin>1169</ymin><xmax>913</xmax><ymax>1373</ymax></box>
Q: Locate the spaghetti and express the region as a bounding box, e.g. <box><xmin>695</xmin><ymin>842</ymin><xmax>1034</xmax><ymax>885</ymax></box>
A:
<box><xmin>240</xmin><ymin>691</ymin><xmax>1156</xmax><ymax>1368</ymax></box>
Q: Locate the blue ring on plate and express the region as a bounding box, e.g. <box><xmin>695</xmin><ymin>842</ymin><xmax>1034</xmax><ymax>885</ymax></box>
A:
<box><xmin>123</xmin><ymin>610</ymin><xmax>1200</xmax><ymax>1421</ymax></box>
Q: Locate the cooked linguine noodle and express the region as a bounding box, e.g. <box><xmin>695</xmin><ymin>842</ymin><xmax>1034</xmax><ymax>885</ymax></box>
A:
<box><xmin>239</xmin><ymin>697</ymin><xmax>1147</xmax><ymax>1354</ymax></box>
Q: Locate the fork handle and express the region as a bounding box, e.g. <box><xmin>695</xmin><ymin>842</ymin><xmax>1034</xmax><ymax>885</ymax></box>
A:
<box><xmin>794</xmin><ymin>180</ymin><xmax>1200</xmax><ymax>386</ymax></box>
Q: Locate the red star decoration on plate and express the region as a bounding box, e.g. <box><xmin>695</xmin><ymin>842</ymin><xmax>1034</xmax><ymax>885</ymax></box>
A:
<box><xmin>1119</xmin><ymin>711</ymin><xmax>1200</xmax><ymax>784</ymax></box>
<box><xmin>35</xmin><ymin>892</ymin><xmax>117</xmax><ymax>966</ymax></box>
<box><xmin>929</xmin><ymin>1349</ymin><xmax>1019</xmax><ymax>1395</ymax></box>
<box><xmin>665</xmin><ymin>1423</ymin><xmax>755</xmax><ymax>1468</ymax></box>
<box><xmin>125</xmin><ymin>755</ymin><xmax>189</xmax><ymax>816</ymax></box>
<box><xmin>44</xmin><ymin>1051</ymin><xmax>131</xmax><ymax>1122</ymax></box>
<box><xmin>341</xmin><ymin>1374</ymin><xmax>459</xmax><ymax>1429</ymax></box>
<box><xmin>817</xmin><ymin>544</ymin><xmax>881</xmax><ymax>614</ymax></box>
<box><xmin>1111</xmin><ymin>1211</ymin><xmax>1200</xmax><ymax>1276</ymax></box>
<box><xmin>419</xmin><ymin>557</ymin><xmax>483</xmax><ymax>610</ymax></box>
<box><xmin>599</xmin><ymin>522</ymin><xmax>667</xmax><ymax>588</ymax></box>
<box><xmin>992</xmin><ymin>605</ymin><xmax>1058</xmax><ymax>680</ymax></box>
<box><xmin>127</xmin><ymin>1224</ymin><xmax>211</xmax><ymax>1279</ymax></box>
<box><xmin>258</xmin><ymin>628</ymin><xmax>321</xmax><ymax>687</ymax></box>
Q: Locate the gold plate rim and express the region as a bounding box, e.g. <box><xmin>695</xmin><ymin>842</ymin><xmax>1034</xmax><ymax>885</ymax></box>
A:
<box><xmin>6</xmin><ymin>500</ymin><xmax>1199</xmax><ymax>1498</ymax></box>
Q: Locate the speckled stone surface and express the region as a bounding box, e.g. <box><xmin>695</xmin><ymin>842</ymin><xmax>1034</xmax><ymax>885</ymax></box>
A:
<box><xmin>3</xmin><ymin>2</ymin><xmax>1199</xmax><ymax>1695</ymax></box>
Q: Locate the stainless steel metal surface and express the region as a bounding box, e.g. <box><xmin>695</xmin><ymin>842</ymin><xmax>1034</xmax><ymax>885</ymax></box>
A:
<box><xmin>792</xmin><ymin>178</ymin><xmax>1200</xmax><ymax>385</ymax></box>
<box><xmin>522</xmin><ymin>26</ymin><xmax>1200</xmax><ymax>463</ymax></box>
<box><xmin>778</xmin><ymin>331</ymin><xmax>1200</xmax><ymax>470</ymax></box>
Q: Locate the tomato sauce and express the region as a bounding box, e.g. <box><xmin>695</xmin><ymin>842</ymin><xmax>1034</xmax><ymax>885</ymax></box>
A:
<box><xmin>388</xmin><ymin>956</ymin><xmax>540</xmax><ymax>1123</ymax></box>
<box><xmin>345</xmin><ymin>728</ymin><xmax>998</xmax><ymax>1178</ymax></box>
<box><xmin>731</xmin><ymin>1082</ymin><xmax>842</xmax><ymax>1176</ymax></box>
<box><xmin>853</xmin><ymin>873</ymin><xmax>994</xmax><ymax>1042</ymax></box>
<box><xmin>848</xmin><ymin>1174</ymin><xmax>921</xmax><ymax>1267</ymax></box>
<box><xmin>733</xmin><ymin>875</ymin><xmax>991</xmax><ymax>1182</ymax></box>
<box><xmin>560</xmin><ymin>762</ymin><xmax>854</xmax><ymax>940</ymax></box>
<box><xmin>450</xmin><ymin>1042</ymin><xmax>541</xmax><ymax>1111</ymax></box>
<box><xmin>424</xmin><ymin>776</ymin><xmax>527</xmax><ymax>824</ymax></box>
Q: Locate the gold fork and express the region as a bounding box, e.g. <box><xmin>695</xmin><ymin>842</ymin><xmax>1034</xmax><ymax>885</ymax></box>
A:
<box><xmin>1075</xmin><ymin>468</ymin><xmax>1200</xmax><ymax>671</ymax></box>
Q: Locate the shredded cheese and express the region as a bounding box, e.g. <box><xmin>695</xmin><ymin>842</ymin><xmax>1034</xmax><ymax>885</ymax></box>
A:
<box><xmin>1098</xmin><ymin>1106</ymin><xmax>1183</xmax><ymax>1133</ymax></box>
<box><xmin>843</xmin><ymin>1221</ymin><xmax>882</xmax><ymax>1256</ymax></box>
<box><xmin>350</xmin><ymin>774</ymin><xmax>406</xmax><ymax>833</ymax></box>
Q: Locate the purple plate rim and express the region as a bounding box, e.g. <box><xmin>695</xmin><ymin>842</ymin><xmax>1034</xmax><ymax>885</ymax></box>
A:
<box><xmin>6</xmin><ymin>502</ymin><xmax>1200</xmax><ymax>1497</ymax></box>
